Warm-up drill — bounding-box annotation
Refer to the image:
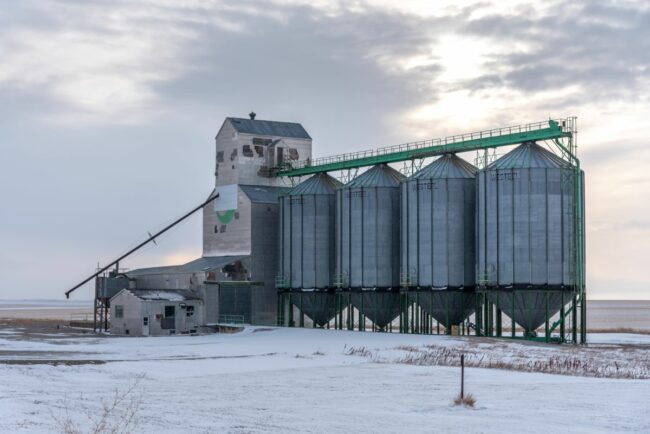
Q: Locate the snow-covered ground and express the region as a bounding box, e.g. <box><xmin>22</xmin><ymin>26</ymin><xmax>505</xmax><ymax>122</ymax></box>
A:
<box><xmin>0</xmin><ymin>327</ymin><xmax>648</xmax><ymax>433</ymax></box>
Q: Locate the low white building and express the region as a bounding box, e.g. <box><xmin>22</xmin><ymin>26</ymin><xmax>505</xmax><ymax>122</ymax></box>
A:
<box><xmin>110</xmin><ymin>289</ymin><xmax>204</xmax><ymax>336</ymax></box>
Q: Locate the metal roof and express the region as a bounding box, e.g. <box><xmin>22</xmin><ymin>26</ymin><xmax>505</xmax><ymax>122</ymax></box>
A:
<box><xmin>240</xmin><ymin>185</ymin><xmax>291</xmax><ymax>203</ymax></box>
<box><xmin>126</xmin><ymin>255</ymin><xmax>247</xmax><ymax>276</ymax></box>
<box><xmin>227</xmin><ymin>117</ymin><xmax>311</xmax><ymax>139</ymax></box>
<box><xmin>129</xmin><ymin>289</ymin><xmax>202</xmax><ymax>301</ymax></box>
<box><xmin>345</xmin><ymin>164</ymin><xmax>404</xmax><ymax>188</ymax></box>
<box><xmin>411</xmin><ymin>154</ymin><xmax>476</xmax><ymax>179</ymax></box>
<box><xmin>488</xmin><ymin>141</ymin><xmax>571</xmax><ymax>170</ymax></box>
<box><xmin>287</xmin><ymin>173</ymin><xmax>342</xmax><ymax>196</ymax></box>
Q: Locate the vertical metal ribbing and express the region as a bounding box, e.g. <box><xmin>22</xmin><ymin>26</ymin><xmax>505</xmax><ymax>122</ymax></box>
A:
<box><xmin>278</xmin><ymin>197</ymin><xmax>283</xmax><ymax>288</ymax></box>
<box><xmin>374</xmin><ymin>186</ymin><xmax>378</xmax><ymax>288</ymax></box>
<box><xmin>495</xmin><ymin>169</ymin><xmax>500</xmax><ymax>286</ymax></box>
<box><xmin>300</xmin><ymin>195</ymin><xmax>304</xmax><ymax>289</ymax></box>
<box><xmin>289</xmin><ymin>196</ymin><xmax>293</xmax><ymax>289</ymax></box>
<box><xmin>446</xmin><ymin>178</ymin><xmax>450</xmax><ymax>286</ymax></box>
<box><xmin>431</xmin><ymin>178</ymin><xmax>436</xmax><ymax>287</ymax></box>
<box><xmin>360</xmin><ymin>187</ymin><xmax>364</xmax><ymax>288</ymax></box>
<box><xmin>508</xmin><ymin>169</ymin><xmax>517</xmax><ymax>288</ymax></box>
<box><xmin>545</xmin><ymin>169</ymin><xmax>549</xmax><ymax>285</ymax></box>
<box><xmin>313</xmin><ymin>195</ymin><xmax>317</xmax><ymax>288</ymax></box>
<box><xmin>528</xmin><ymin>170</ymin><xmax>532</xmax><ymax>283</ymax></box>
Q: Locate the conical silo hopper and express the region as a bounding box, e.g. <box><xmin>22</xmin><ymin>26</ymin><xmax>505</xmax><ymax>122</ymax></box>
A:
<box><xmin>292</xmin><ymin>291</ymin><xmax>339</xmax><ymax>328</ymax></box>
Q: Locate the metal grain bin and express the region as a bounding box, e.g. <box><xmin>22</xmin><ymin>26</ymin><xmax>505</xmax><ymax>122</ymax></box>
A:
<box><xmin>476</xmin><ymin>141</ymin><xmax>584</xmax><ymax>334</ymax></box>
<box><xmin>278</xmin><ymin>173</ymin><xmax>341</xmax><ymax>289</ymax></box>
<box><xmin>401</xmin><ymin>154</ymin><xmax>476</xmax><ymax>288</ymax></box>
<box><xmin>336</xmin><ymin>164</ymin><xmax>404</xmax><ymax>289</ymax></box>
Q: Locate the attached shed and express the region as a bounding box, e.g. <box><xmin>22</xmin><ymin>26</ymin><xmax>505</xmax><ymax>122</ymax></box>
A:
<box><xmin>110</xmin><ymin>289</ymin><xmax>204</xmax><ymax>336</ymax></box>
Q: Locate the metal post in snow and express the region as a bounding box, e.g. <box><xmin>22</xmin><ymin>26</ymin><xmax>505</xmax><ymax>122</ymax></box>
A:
<box><xmin>460</xmin><ymin>354</ymin><xmax>465</xmax><ymax>399</ymax></box>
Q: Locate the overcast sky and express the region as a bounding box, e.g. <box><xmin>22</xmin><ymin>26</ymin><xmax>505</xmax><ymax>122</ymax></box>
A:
<box><xmin>1</xmin><ymin>0</ymin><xmax>649</xmax><ymax>300</ymax></box>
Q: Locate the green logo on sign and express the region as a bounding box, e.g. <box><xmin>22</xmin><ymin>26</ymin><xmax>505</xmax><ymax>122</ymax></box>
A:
<box><xmin>217</xmin><ymin>209</ymin><xmax>235</xmax><ymax>224</ymax></box>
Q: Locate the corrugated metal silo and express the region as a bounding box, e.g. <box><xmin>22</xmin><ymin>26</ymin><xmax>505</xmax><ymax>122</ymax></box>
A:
<box><xmin>278</xmin><ymin>173</ymin><xmax>341</xmax><ymax>289</ymax></box>
<box><xmin>337</xmin><ymin>164</ymin><xmax>403</xmax><ymax>329</ymax></box>
<box><xmin>476</xmin><ymin>141</ymin><xmax>583</xmax><ymax>335</ymax></box>
<box><xmin>401</xmin><ymin>154</ymin><xmax>477</xmax><ymax>329</ymax></box>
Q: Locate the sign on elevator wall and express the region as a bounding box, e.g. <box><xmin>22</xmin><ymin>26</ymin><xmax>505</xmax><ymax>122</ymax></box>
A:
<box><xmin>213</xmin><ymin>184</ymin><xmax>238</xmax><ymax>224</ymax></box>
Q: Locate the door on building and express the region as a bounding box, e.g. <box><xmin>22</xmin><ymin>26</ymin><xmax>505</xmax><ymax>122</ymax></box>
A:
<box><xmin>218</xmin><ymin>283</ymin><xmax>252</xmax><ymax>324</ymax></box>
<box><xmin>142</xmin><ymin>316</ymin><xmax>149</xmax><ymax>336</ymax></box>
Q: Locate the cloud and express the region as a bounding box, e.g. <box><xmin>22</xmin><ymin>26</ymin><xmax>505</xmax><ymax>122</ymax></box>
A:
<box><xmin>460</xmin><ymin>0</ymin><xmax>650</xmax><ymax>103</ymax></box>
<box><xmin>1</xmin><ymin>0</ymin><xmax>650</xmax><ymax>300</ymax></box>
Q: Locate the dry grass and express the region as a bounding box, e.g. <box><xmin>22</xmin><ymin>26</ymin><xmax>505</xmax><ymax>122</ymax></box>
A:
<box><xmin>344</xmin><ymin>346</ymin><xmax>375</xmax><ymax>358</ymax></box>
<box><xmin>453</xmin><ymin>393</ymin><xmax>476</xmax><ymax>408</ymax></box>
<box><xmin>50</xmin><ymin>374</ymin><xmax>145</xmax><ymax>434</ymax></box>
<box><xmin>346</xmin><ymin>343</ymin><xmax>650</xmax><ymax>379</ymax></box>
<box><xmin>588</xmin><ymin>327</ymin><xmax>650</xmax><ymax>335</ymax></box>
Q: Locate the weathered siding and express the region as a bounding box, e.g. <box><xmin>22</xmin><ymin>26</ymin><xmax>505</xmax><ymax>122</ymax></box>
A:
<box><xmin>203</xmin><ymin>187</ymin><xmax>253</xmax><ymax>257</ymax></box>
<box><xmin>250</xmin><ymin>202</ymin><xmax>281</xmax><ymax>325</ymax></box>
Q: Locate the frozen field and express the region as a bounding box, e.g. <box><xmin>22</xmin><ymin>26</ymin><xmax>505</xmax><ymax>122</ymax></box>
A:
<box><xmin>0</xmin><ymin>326</ymin><xmax>649</xmax><ymax>433</ymax></box>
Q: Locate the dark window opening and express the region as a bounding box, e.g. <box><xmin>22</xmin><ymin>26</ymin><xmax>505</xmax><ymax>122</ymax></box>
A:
<box><xmin>165</xmin><ymin>306</ymin><xmax>175</xmax><ymax>317</ymax></box>
<box><xmin>125</xmin><ymin>329</ymin><xmax>130</xmax><ymax>335</ymax></box>
<box><xmin>115</xmin><ymin>305</ymin><xmax>124</xmax><ymax>318</ymax></box>
<box><xmin>221</xmin><ymin>261</ymin><xmax>249</xmax><ymax>281</ymax></box>
<box><xmin>219</xmin><ymin>224</ymin><xmax>227</xmax><ymax>233</ymax></box>
<box><xmin>242</xmin><ymin>145</ymin><xmax>254</xmax><ymax>157</ymax></box>
<box><xmin>254</xmin><ymin>145</ymin><xmax>264</xmax><ymax>157</ymax></box>
<box><xmin>234</xmin><ymin>211</ymin><xmax>239</xmax><ymax>219</ymax></box>
<box><xmin>143</xmin><ymin>317</ymin><xmax>149</xmax><ymax>326</ymax></box>
<box><xmin>288</xmin><ymin>148</ymin><xmax>299</xmax><ymax>160</ymax></box>
<box><xmin>186</xmin><ymin>306</ymin><xmax>195</xmax><ymax>317</ymax></box>
<box><xmin>216</xmin><ymin>151</ymin><xmax>224</xmax><ymax>163</ymax></box>
<box><xmin>230</xmin><ymin>148</ymin><xmax>238</xmax><ymax>161</ymax></box>
<box><xmin>277</xmin><ymin>147</ymin><xmax>284</xmax><ymax>164</ymax></box>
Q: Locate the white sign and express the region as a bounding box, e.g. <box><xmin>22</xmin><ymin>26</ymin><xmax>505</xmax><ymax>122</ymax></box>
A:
<box><xmin>213</xmin><ymin>184</ymin><xmax>238</xmax><ymax>211</ymax></box>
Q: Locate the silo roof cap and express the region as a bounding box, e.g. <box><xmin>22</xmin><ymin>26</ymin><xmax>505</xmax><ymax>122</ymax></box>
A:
<box><xmin>344</xmin><ymin>164</ymin><xmax>404</xmax><ymax>188</ymax></box>
<box><xmin>288</xmin><ymin>173</ymin><xmax>342</xmax><ymax>195</ymax></box>
<box><xmin>487</xmin><ymin>141</ymin><xmax>571</xmax><ymax>170</ymax></box>
<box><xmin>411</xmin><ymin>154</ymin><xmax>476</xmax><ymax>179</ymax></box>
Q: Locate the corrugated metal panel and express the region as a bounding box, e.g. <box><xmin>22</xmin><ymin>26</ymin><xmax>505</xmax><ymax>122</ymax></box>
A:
<box><xmin>126</xmin><ymin>255</ymin><xmax>247</xmax><ymax>276</ymax></box>
<box><xmin>476</xmin><ymin>164</ymin><xmax>578</xmax><ymax>287</ymax></box>
<box><xmin>279</xmin><ymin>174</ymin><xmax>338</xmax><ymax>289</ymax></box>
<box><xmin>130</xmin><ymin>289</ymin><xmax>202</xmax><ymax>301</ymax></box>
<box><xmin>218</xmin><ymin>283</ymin><xmax>252</xmax><ymax>323</ymax></box>
<box><xmin>402</xmin><ymin>155</ymin><xmax>476</xmax><ymax>288</ymax></box>
<box><xmin>240</xmin><ymin>185</ymin><xmax>291</xmax><ymax>203</ymax></box>
<box><xmin>227</xmin><ymin>117</ymin><xmax>311</xmax><ymax>139</ymax></box>
<box><xmin>337</xmin><ymin>164</ymin><xmax>402</xmax><ymax>289</ymax></box>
